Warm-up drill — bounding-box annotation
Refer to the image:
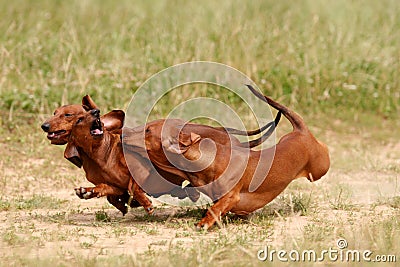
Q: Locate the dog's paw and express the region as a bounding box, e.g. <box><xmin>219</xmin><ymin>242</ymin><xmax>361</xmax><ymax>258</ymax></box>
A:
<box><xmin>195</xmin><ymin>222</ymin><xmax>209</xmax><ymax>231</ymax></box>
<box><xmin>74</xmin><ymin>187</ymin><xmax>95</xmax><ymax>199</ymax></box>
<box><xmin>74</xmin><ymin>187</ymin><xmax>85</xmax><ymax>199</ymax></box>
<box><xmin>146</xmin><ymin>206</ymin><xmax>155</xmax><ymax>215</ymax></box>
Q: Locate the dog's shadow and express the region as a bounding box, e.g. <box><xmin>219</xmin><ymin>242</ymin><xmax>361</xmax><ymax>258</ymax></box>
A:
<box><xmin>124</xmin><ymin>206</ymin><xmax>260</xmax><ymax>227</ymax></box>
<box><xmin>63</xmin><ymin>206</ymin><xmax>209</xmax><ymax>225</ymax></box>
<box><xmin>121</xmin><ymin>206</ymin><xmax>208</xmax><ymax>224</ymax></box>
<box><xmin>64</xmin><ymin>205</ymin><xmax>284</xmax><ymax>227</ymax></box>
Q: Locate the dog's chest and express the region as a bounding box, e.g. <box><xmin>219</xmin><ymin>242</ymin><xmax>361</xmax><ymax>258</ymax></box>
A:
<box><xmin>81</xmin><ymin>158</ymin><xmax>107</xmax><ymax>184</ymax></box>
<box><xmin>77</xmin><ymin>149</ymin><xmax>108</xmax><ymax>184</ymax></box>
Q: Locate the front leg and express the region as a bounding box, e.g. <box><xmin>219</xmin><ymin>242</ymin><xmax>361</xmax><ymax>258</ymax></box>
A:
<box><xmin>196</xmin><ymin>188</ymin><xmax>241</xmax><ymax>230</ymax></box>
<box><xmin>75</xmin><ymin>184</ymin><xmax>125</xmax><ymax>199</ymax></box>
<box><xmin>75</xmin><ymin>186</ymin><xmax>143</xmax><ymax>215</ymax></box>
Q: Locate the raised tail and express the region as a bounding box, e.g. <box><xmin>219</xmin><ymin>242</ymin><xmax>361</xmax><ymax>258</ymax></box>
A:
<box><xmin>217</xmin><ymin>108</ymin><xmax>281</xmax><ymax>148</ymax></box>
<box><xmin>246</xmin><ymin>84</ymin><xmax>307</xmax><ymax>132</ymax></box>
<box><xmin>242</xmin><ymin>110</ymin><xmax>281</xmax><ymax>148</ymax></box>
<box><xmin>220</xmin><ymin>119</ymin><xmax>276</xmax><ymax>136</ymax></box>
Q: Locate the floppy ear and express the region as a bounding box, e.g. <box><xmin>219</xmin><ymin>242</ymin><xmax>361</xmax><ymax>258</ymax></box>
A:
<box><xmin>101</xmin><ymin>110</ymin><xmax>125</xmax><ymax>131</ymax></box>
<box><xmin>64</xmin><ymin>143</ymin><xmax>82</xmax><ymax>168</ymax></box>
<box><xmin>82</xmin><ymin>95</ymin><xmax>98</xmax><ymax>111</ymax></box>
<box><xmin>165</xmin><ymin>131</ymin><xmax>201</xmax><ymax>154</ymax></box>
<box><xmin>180</xmin><ymin>132</ymin><xmax>201</xmax><ymax>146</ymax></box>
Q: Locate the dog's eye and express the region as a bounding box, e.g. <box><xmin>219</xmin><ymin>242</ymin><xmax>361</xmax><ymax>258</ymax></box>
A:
<box><xmin>65</xmin><ymin>113</ymin><xmax>72</xmax><ymax>117</ymax></box>
<box><xmin>76</xmin><ymin>117</ymin><xmax>83</xmax><ymax>124</ymax></box>
<box><xmin>145</xmin><ymin>128</ymin><xmax>150</xmax><ymax>133</ymax></box>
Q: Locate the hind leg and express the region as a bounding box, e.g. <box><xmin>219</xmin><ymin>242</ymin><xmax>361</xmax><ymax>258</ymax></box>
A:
<box><xmin>106</xmin><ymin>191</ymin><xmax>140</xmax><ymax>215</ymax></box>
<box><xmin>196</xmin><ymin>188</ymin><xmax>241</xmax><ymax>230</ymax></box>
<box><xmin>128</xmin><ymin>179</ymin><xmax>154</xmax><ymax>214</ymax></box>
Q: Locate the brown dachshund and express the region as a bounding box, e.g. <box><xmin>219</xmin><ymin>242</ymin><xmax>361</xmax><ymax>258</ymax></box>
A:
<box><xmin>65</xmin><ymin>109</ymin><xmax>154</xmax><ymax>214</ymax></box>
<box><xmin>125</xmin><ymin>85</ymin><xmax>330</xmax><ymax>229</ymax></box>
<box><xmin>41</xmin><ymin>96</ymin><xmax>141</xmax><ymax>214</ymax></box>
<box><xmin>122</xmin><ymin>114</ymin><xmax>281</xmax><ymax>201</ymax></box>
<box><xmin>42</xmin><ymin>95</ymin><xmax>279</xmax><ymax>215</ymax></box>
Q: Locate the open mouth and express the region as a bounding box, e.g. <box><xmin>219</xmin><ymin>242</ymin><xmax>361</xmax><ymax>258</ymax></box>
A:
<box><xmin>90</xmin><ymin>118</ymin><xmax>104</xmax><ymax>136</ymax></box>
<box><xmin>47</xmin><ymin>130</ymin><xmax>67</xmax><ymax>140</ymax></box>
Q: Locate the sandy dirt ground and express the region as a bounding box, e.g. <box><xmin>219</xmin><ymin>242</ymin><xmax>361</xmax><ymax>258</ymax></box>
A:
<box><xmin>0</xmin><ymin>127</ymin><xmax>399</xmax><ymax>264</ymax></box>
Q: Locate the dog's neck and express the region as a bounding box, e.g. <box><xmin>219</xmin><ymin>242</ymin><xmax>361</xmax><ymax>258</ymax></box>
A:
<box><xmin>75</xmin><ymin>132</ymin><xmax>113</xmax><ymax>160</ymax></box>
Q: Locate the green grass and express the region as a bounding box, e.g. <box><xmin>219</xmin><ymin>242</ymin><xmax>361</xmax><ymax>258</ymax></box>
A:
<box><xmin>0</xmin><ymin>0</ymin><xmax>399</xmax><ymax>122</ymax></box>
<box><xmin>95</xmin><ymin>210</ymin><xmax>111</xmax><ymax>222</ymax></box>
<box><xmin>0</xmin><ymin>195</ymin><xmax>67</xmax><ymax>211</ymax></box>
<box><xmin>0</xmin><ymin>1</ymin><xmax>399</xmax><ymax>266</ymax></box>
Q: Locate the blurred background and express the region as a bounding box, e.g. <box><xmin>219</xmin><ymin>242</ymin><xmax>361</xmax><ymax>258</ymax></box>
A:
<box><xmin>0</xmin><ymin>0</ymin><xmax>398</xmax><ymax>126</ymax></box>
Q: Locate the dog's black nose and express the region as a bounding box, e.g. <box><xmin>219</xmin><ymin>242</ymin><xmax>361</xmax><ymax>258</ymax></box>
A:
<box><xmin>90</xmin><ymin>109</ymin><xmax>100</xmax><ymax>117</ymax></box>
<box><xmin>41</xmin><ymin>122</ymin><xmax>50</xmax><ymax>132</ymax></box>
